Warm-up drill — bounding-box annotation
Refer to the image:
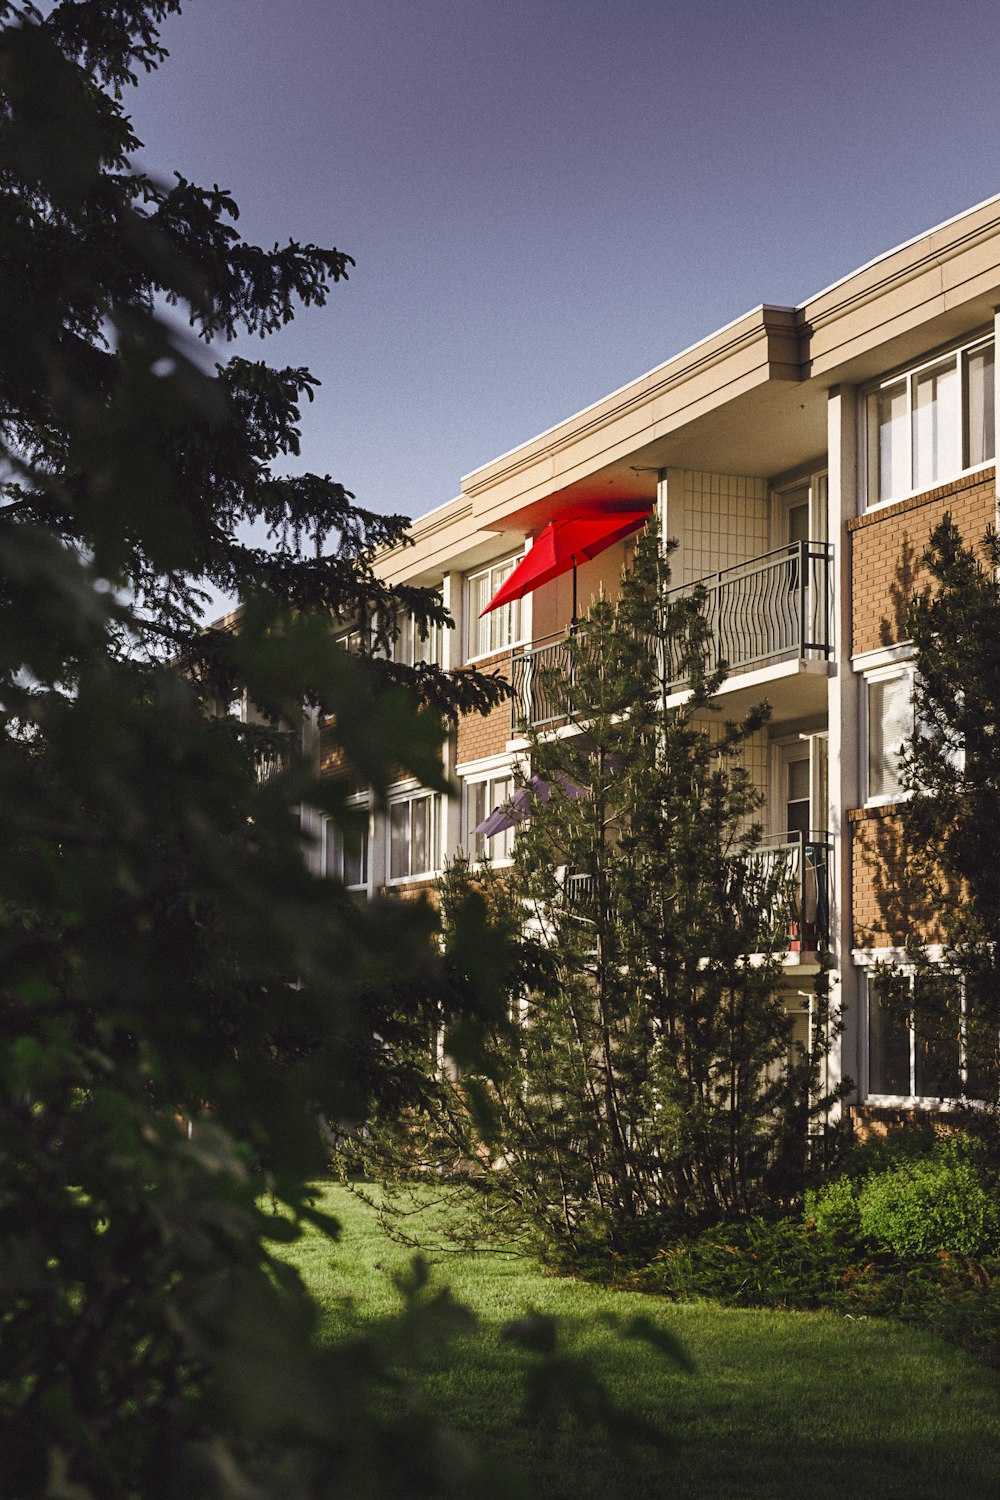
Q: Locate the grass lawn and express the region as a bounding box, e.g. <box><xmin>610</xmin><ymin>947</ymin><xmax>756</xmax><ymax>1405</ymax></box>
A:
<box><xmin>280</xmin><ymin>1184</ymin><xmax>1000</xmax><ymax>1500</ymax></box>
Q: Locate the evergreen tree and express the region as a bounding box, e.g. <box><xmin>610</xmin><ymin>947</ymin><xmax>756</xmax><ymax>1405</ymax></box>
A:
<box><xmin>375</xmin><ymin>538</ymin><xmax>839</xmax><ymax>1261</ymax></box>
<box><xmin>0</xmin><ymin>6</ymin><xmax>510</xmax><ymax>1494</ymax></box>
<box><xmin>892</xmin><ymin>515</ymin><xmax>1000</xmax><ymax>1097</ymax></box>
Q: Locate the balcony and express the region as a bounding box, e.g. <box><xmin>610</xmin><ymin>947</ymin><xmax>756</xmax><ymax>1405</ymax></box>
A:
<box><xmin>561</xmin><ymin>831</ymin><xmax>831</xmax><ymax>955</ymax></box>
<box><xmin>510</xmin><ymin>540</ymin><xmax>832</xmax><ymax>732</ymax></box>
<box><xmin>750</xmin><ymin>831</ymin><xmax>831</xmax><ymax>954</ymax></box>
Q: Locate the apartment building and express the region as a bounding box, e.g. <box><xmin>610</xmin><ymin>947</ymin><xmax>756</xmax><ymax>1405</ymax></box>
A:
<box><xmin>309</xmin><ymin>195</ymin><xmax>1000</xmax><ymax>1126</ymax></box>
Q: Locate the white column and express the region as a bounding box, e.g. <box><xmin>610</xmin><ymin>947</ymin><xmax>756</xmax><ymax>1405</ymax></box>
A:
<box><xmin>994</xmin><ymin>308</ymin><xmax>1000</xmax><ymax>521</ymax></box>
<box><xmin>827</xmin><ymin>384</ymin><xmax>860</xmax><ymax>1112</ymax></box>
<box><xmin>658</xmin><ymin>468</ymin><xmax>685</xmax><ymax>584</ymax></box>
<box><xmin>299</xmin><ymin>705</ymin><xmax>324</xmax><ymax>876</ymax></box>
<box><xmin>440</xmin><ymin>571</ymin><xmax>462</xmax><ymax>863</ymax></box>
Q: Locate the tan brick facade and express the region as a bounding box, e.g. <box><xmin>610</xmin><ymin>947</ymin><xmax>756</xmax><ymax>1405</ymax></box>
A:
<box><xmin>380</xmin><ymin>875</ymin><xmax>440</xmax><ymax>906</ymax></box>
<box><xmin>455</xmin><ymin>650</ymin><xmax>513</xmax><ymax>765</ymax></box>
<box><xmin>849</xmin><ymin>467</ymin><xmax>996</xmax><ymax>656</ymax></box>
<box><xmin>848</xmin><ymin>805</ymin><xmax>945</xmax><ymax>949</ymax></box>
<box><xmin>318</xmin><ymin>722</ymin><xmax>367</xmax><ymax>794</ymax></box>
<box><xmin>849</xmin><ymin>468</ymin><xmax>996</xmax><ymax>955</ymax></box>
<box><xmin>848</xmin><ymin>1103</ymin><xmax>966</xmax><ymax>1142</ymax></box>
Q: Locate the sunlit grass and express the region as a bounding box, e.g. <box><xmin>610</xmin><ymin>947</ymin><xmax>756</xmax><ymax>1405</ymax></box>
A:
<box><xmin>281</xmin><ymin>1184</ymin><xmax>1000</xmax><ymax>1500</ymax></box>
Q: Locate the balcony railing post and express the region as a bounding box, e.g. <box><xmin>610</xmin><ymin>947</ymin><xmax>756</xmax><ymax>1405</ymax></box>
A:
<box><xmin>509</xmin><ymin>647</ymin><xmax>517</xmax><ymax>736</ymax></box>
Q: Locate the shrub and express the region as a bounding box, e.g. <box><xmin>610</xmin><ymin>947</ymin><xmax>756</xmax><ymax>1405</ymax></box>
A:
<box><xmin>857</xmin><ymin>1154</ymin><xmax>1000</xmax><ymax>1258</ymax></box>
<box><xmin>808</xmin><ymin>1128</ymin><xmax>1000</xmax><ymax>1258</ymax></box>
<box><xmin>805</xmin><ymin>1175</ymin><xmax>861</xmax><ymax>1238</ymax></box>
<box><xmin>633</xmin><ymin>1126</ymin><xmax>1000</xmax><ymax>1366</ymax></box>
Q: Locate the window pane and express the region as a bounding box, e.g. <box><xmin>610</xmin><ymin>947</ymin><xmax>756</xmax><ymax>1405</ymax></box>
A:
<box><xmin>472</xmin><ymin>573</ymin><xmax>492</xmax><ymax>657</ymax></box>
<box><xmin>469</xmin><ymin>781</ymin><xmax>488</xmax><ymax>860</ymax></box>
<box><xmin>964</xmin><ymin>344</ymin><xmax>995</xmax><ymax>468</ymax></box>
<box><xmin>782</xmin><ymin>485</ymin><xmax>810</xmax><ymax>544</ymax></box>
<box><xmin>343</xmin><ymin>824</ymin><xmax>368</xmax><ymax>889</ymax></box>
<box><xmin>492</xmin><ymin>775</ymin><xmax>514</xmax><ymax>860</ymax></box>
<box><xmin>913</xmin><ymin>972</ymin><xmax>961</xmax><ymax>1099</ymax></box>
<box><xmin>390</xmin><ymin>802</ymin><xmax>410</xmax><ymax>879</ymax></box>
<box><xmin>470</xmin><ymin>559</ymin><xmax>522</xmax><ymax>657</ymax></box>
<box><xmin>411</xmin><ymin>796</ymin><xmax>430</xmax><ymax>874</ymax></box>
<box><xmin>785</xmin><ymin>756</ymin><xmax>810</xmax><ymax>837</ymax></box>
<box><xmin>394</xmin><ymin>612</ymin><xmax>414</xmax><ymax>666</ymax></box>
<box><xmin>490</xmin><ymin>562</ymin><xmax>514</xmax><ymax>654</ymax></box>
<box><xmin>420</xmin><ymin>619</ymin><xmax>442</xmax><ymax>665</ymax></box>
<box><xmin>868</xmin><ymin>674</ymin><xmax>912</xmax><ymax>799</ymax></box>
<box><xmin>869</xmin><ymin>984</ymin><xmax>911</xmax><ymax>1095</ymax></box>
<box><xmin>871</xmin><ymin>382</ymin><xmax>908</xmax><ymax>502</ymax></box>
<box><xmin>912</xmin><ymin>360</ymin><xmax>959</xmax><ymax>491</ymax></box>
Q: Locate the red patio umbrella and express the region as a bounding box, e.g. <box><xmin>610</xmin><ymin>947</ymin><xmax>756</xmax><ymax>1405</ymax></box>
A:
<box><xmin>481</xmin><ymin>501</ymin><xmax>654</xmax><ymax>624</ymax></box>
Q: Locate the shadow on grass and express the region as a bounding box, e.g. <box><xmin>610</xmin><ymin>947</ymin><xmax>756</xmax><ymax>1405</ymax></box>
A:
<box><xmin>282</xmin><ymin>1187</ymin><xmax>1000</xmax><ymax>1500</ymax></box>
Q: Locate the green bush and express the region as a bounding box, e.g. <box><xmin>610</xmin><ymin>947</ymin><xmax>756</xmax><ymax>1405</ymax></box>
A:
<box><xmin>634</xmin><ymin>1214</ymin><xmax>1000</xmax><ymax>1366</ymax></box>
<box><xmin>857</xmin><ymin>1154</ymin><xmax>1000</xmax><ymax>1257</ymax></box>
<box><xmin>805</xmin><ymin>1174</ymin><xmax>860</xmax><ymax>1238</ymax></box>
<box><xmin>633</xmin><ymin>1127</ymin><xmax>1000</xmax><ymax>1366</ymax></box>
<box><xmin>808</xmin><ymin>1129</ymin><xmax>1000</xmax><ymax>1258</ymax></box>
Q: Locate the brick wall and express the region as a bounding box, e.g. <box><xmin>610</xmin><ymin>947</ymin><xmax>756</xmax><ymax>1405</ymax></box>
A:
<box><xmin>317</xmin><ymin>722</ymin><xmax>367</xmax><ymax>795</ymax></box>
<box><xmin>848</xmin><ymin>1103</ymin><xmax>966</xmax><ymax>1142</ymax></box>
<box><xmin>456</xmin><ymin>649</ymin><xmax>513</xmax><ymax>765</ymax></box>
<box><xmin>848</xmin><ymin>468</ymin><xmax>995</xmax><ymax>953</ymax></box>
<box><xmin>849</xmin><ymin>467</ymin><xmax>995</xmax><ymax>656</ymax></box>
<box><xmin>848</xmin><ymin>805</ymin><xmax>947</xmax><ymax>949</ymax></box>
<box><xmin>380</xmin><ymin>876</ymin><xmax>440</xmax><ymax>907</ymax></box>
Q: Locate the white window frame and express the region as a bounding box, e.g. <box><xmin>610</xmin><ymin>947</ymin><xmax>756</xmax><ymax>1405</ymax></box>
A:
<box><xmin>464</xmin><ymin>768</ymin><xmax>517</xmax><ymax>865</ymax></box>
<box><xmin>336</xmin><ymin>624</ymin><xmax>366</xmax><ymax>654</ymax></box>
<box><xmin>323</xmin><ymin>799</ymin><xmax>371</xmax><ymax>895</ymax></box>
<box><xmin>770</xmin><ymin>734</ymin><xmax>826</xmax><ymax>841</ymax></box>
<box><xmin>386</xmin><ymin>787</ymin><xmax>438</xmax><ymax>883</ymax></box>
<box><xmin>391</xmin><ymin>609</ymin><xmax>443</xmax><ymax>668</ymax></box>
<box><xmin>862</xmin><ymin>333</ymin><xmax>995</xmax><ymax>512</ymax></box>
<box><xmin>771</xmin><ymin>471</ymin><xmax>828</xmax><ymax>548</ymax></box>
<box><xmin>862</xmin><ymin>967</ymin><xmax>995</xmax><ymax>1107</ymax></box>
<box><xmin>862</xmin><ymin>660</ymin><xmax>915</xmax><ymax>807</ymax></box>
<box><xmin>465</xmin><ymin>555</ymin><xmax>524</xmax><ymax>662</ymax></box>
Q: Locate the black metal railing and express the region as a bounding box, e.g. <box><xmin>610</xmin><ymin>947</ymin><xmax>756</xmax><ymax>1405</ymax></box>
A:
<box><xmin>509</xmin><ymin>540</ymin><xmax>833</xmax><ymax>731</ymax></box>
<box><xmin>744</xmin><ymin>831</ymin><xmax>831</xmax><ymax>952</ymax></box>
<box><xmin>664</xmin><ymin>540</ymin><xmax>832</xmax><ymax>689</ymax></box>
<box><xmin>509</xmin><ymin>632</ymin><xmax>573</xmax><ymax>732</ymax></box>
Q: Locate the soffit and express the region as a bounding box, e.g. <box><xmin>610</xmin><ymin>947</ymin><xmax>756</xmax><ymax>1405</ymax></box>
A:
<box><xmin>420</xmin><ymin>197</ymin><xmax>1000</xmax><ymax>553</ymax></box>
<box><xmin>484</xmin><ymin>375</ymin><xmax>829</xmax><ymax>537</ymax></box>
<box><xmin>376</xmin><ymin>498</ymin><xmax>524</xmax><ymax>586</ymax></box>
<box><xmin>462</xmin><ymin>306</ymin><xmax>804</xmax><ymax>532</ymax></box>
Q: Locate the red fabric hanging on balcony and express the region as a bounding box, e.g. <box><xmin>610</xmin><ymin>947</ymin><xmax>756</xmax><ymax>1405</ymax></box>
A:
<box><xmin>479</xmin><ymin>502</ymin><xmax>654</xmax><ymax>616</ymax></box>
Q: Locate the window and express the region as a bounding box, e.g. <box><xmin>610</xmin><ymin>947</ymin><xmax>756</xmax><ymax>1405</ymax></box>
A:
<box><xmin>388</xmin><ymin>791</ymin><xmax>437</xmax><ymax>881</ymax></box>
<box><xmin>324</xmin><ymin>806</ymin><xmax>370</xmax><ymax>893</ymax></box>
<box><xmin>866</xmin><ymin>666</ymin><xmax>914</xmax><ymax>802</ymax></box>
<box><xmin>337</xmin><ymin>625</ymin><xmax>365</xmax><ymax>654</ymax></box>
<box><xmin>867</xmin><ymin>970</ymin><xmax>997</xmax><ymax>1103</ymax></box>
<box><xmin>865</xmin><ymin>336</ymin><xmax>994</xmax><ymax>506</ymax></box>
<box><xmin>466</xmin><ymin>773</ymin><xmax>516</xmax><ymax>862</ymax></box>
<box><xmin>467</xmin><ymin>556</ymin><xmax>522</xmax><ymax>659</ymax></box>
<box><xmin>392</xmin><ymin>610</ymin><xmax>443</xmax><ymax>668</ymax></box>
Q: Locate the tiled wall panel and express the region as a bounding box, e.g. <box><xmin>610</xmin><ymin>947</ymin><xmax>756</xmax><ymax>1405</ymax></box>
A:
<box><xmin>680</xmin><ymin>472</ymin><xmax>770</xmax><ymax>585</ymax></box>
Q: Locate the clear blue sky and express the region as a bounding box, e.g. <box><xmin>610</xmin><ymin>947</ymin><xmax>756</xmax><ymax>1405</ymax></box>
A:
<box><xmin>128</xmin><ymin>0</ymin><xmax>1000</xmax><ymax>526</ymax></box>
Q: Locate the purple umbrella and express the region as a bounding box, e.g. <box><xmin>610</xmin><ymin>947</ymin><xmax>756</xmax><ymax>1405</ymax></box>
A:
<box><xmin>474</xmin><ymin>773</ymin><xmax>586</xmax><ymax>837</ymax></box>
